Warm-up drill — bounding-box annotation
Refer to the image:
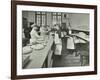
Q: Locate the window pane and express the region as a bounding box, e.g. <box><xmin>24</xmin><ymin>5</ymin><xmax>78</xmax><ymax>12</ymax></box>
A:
<box><xmin>37</xmin><ymin>15</ymin><xmax>41</xmax><ymax>26</ymax></box>
<box><xmin>42</xmin><ymin>16</ymin><xmax>45</xmax><ymax>26</ymax></box>
<box><xmin>53</xmin><ymin>12</ymin><xmax>56</xmax><ymax>15</ymax></box>
<box><xmin>37</xmin><ymin>12</ymin><xmax>41</xmax><ymax>14</ymax></box>
<box><xmin>58</xmin><ymin>12</ymin><xmax>61</xmax><ymax>15</ymax></box>
<box><xmin>42</xmin><ymin>12</ymin><xmax>46</xmax><ymax>14</ymax></box>
<box><xmin>36</xmin><ymin>12</ymin><xmax>47</xmax><ymax>26</ymax></box>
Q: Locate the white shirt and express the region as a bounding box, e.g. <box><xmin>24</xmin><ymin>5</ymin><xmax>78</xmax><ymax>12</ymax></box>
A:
<box><xmin>40</xmin><ymin>27</ymin><xmax>46</xmax><ymax>36</ymax></box>
<box><xmin>30</xmin><ymin>28</ymin><xmax>40</xmax><ymax>44</ymax></box>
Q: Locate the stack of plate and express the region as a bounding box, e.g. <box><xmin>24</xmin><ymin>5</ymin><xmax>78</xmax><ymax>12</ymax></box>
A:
<box><xmin>23</xmin><ymin>46</ymin><xmax>33</xmax><ymax>54</ymax></box>
<box><xmin>31</xmin><ymin>44</ymin><xmax>45</xmax><ymax>50</ymax></box>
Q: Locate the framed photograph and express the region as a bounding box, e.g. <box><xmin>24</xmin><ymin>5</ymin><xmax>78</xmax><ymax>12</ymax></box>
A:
<box><xmin>11</xmin><ymin>0</ymin><xmax>97</xmax><ymax>79</ymax></box>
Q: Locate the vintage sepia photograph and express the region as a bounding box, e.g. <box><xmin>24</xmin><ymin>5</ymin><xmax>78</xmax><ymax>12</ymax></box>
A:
<box><xmin>11</xmin><ymin>1</ymin><xmax>97</xmax><ymax>79</ymax></box>
<box><xmin>22</xmin><ymin>11</ymin><xmax>90</xmax><ymax>69</ymax></box>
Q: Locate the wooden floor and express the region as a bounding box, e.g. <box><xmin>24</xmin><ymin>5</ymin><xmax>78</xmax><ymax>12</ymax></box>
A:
<box><xmin>52</xmin><ymin>51</ymin><xmax>82</xmax><ymax>67</ymax></box>
<box><xmin>52</xmin><ymin>38</ymin><xmax>89</xmax><ymax>67</ymax></box>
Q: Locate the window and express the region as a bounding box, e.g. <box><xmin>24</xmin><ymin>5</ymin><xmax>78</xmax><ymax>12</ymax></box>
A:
<box><xmin>35</xmin><ymin>12</ymin><xmax>47</xmax><ymax>26</ymax></box>
<box><xmin>52</xmin><ymin>12</ymin><xmax>62</xmax><ymax>26</ymax></box>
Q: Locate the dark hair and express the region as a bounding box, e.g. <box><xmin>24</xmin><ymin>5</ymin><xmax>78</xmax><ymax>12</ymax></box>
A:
<box><xmin>30</xmin><ymin>22</ymin><xmax>34</xmax><ymax>26</ymax></box>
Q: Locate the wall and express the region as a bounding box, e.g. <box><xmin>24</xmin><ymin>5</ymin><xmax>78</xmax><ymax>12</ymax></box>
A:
<box><xmin>22</xmin><ymin>11</ymin><xmax>35</xmax><ymax>27</ymax></box>
<box><xmin>69</xmin><ymin>13</ymin><xmax>89</xmax><ymax>31</ymax></box>
<box><xmin>23</xmin><ymin>11</ymin><xmax>89</xmax><ymax>31</ymax></box>
<box><xmin>22</xmin><ymin>11</ymin><xmax>52</xmax><ymax>27</ymax></box>
<box><xmin>0</xmin><ymin>0</ymin><xmax>99</xmax><ymax>80</ymax></box>
<box><xmin>22</xmin><ymin>11</ymin><xmax>35</xmax><ymax>22</ymax></box>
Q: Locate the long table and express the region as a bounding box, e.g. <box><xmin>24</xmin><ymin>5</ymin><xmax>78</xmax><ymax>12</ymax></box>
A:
<box><xmin>24</xmin><ymin>36</ymin><xmax>54</xmax><ymax>69</ymax></box>
<box><xmin>68</xmin><ymin>34</ymin><xmax>89</xmax><ymax>42</ymax></box>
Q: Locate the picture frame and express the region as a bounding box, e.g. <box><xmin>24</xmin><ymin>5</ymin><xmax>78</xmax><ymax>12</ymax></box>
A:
<box><xmin>11</xmin><ymin>0</ymin><xmax>97</xmax><ymax>80</ymax></box>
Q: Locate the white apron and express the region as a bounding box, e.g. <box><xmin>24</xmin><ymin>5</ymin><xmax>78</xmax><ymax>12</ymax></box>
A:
<box><xmin>54</xmin><ymin>33</ymin><xmax>62</xmax><ymax>55</ymax></box>
<box><xmin>67</xmin><ymin>36</ymin><xmax>75</xmax><ymax>49</ymax></box>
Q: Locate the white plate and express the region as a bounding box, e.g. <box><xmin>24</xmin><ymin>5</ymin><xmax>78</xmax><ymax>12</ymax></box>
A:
<box><xmin>31</xmin><ymin>44</ymin><xmax>44</xmax><ymax>50</ymax></box>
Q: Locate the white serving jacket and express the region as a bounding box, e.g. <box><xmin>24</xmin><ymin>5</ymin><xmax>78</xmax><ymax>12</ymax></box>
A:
<box><xmin>30</xmin><ymin>28</ymin><xmax>40</xmax><ymax>44</ymax></box>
